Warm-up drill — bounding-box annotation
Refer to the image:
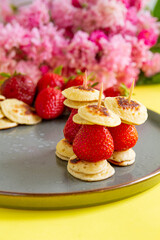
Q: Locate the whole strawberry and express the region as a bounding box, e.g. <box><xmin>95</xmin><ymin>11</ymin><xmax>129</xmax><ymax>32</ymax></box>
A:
<box><xmin>1</xmin><ymin>73</ymin><xmax>35</xmax><ymax>105</ymax></box>
<box><xmin>35</xmin><ymin>88</ymin><xmax>65</xmax><ymax>119</ymax></box>
<box><xmin>104</xmin><ymin>83</ymin><xmax>129</xmax><ymax>97</ymax></box>
<box><xmin>63</xmin><ymin>109</ymin><xmax>81</xmax><ymax>143</ymax></box>
<box><xmin>65</xmin><ymin>75</ymin><xmax>84</xmax><ymax>89</ymax></box>
<box><xmin>108</xmin><ymin>123</ymin><xmax>138</xmax><ymax>151</ymax></box>
<box><xmin>73</xmin><ymin>125</ymin><xmax>114</xmax><ymax>162</ymax></box>
<box><xmin>38</xmin><ymin>72</ymin><xmax>65</xmax><ymax>92</ymax></box>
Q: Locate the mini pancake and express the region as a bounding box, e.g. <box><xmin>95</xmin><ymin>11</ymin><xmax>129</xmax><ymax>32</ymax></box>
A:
<box><xmin>55</xmin><ymin>151</ymin><xmax>71</xmax><ymax>161</ymax></box>
<box><xmin>1</xmin><ymin>99</ymin><xmax>42</xmax><ymax>125</ymax></box>
<box><xmin>67</xmin><ymin>160</ymin><xmax>115</xmax><ymax>182</ymax></box>
<box><xmin>78</xmin><ymin>104</ymin><xmax>121</xmax><ymax>127</ymax></box>
<box><xmin>73</xmin><ymin>113</ymin><xmax>94</xmax><ymax>125</ymax></box>
<box><xmin>64</xmin><ymin>99</ymin><xmax>98</xmax><ymax>109</ymax></box>
<box><xmin>0</xmin><ymin>108</ymin><xmax>4</xmax><ymax>119</ymax></box>
<box><xmin>0</xmin><ymin>95</ymin><xmax>5</xmax><ymax>101</ymax></box>
<box><xmin>68</xmin><ymin>156</ymin><xmax>107</xmax><ymax>174</ymax></box>
<box><xmin>56</xmin><ymin>138</ymin><xmax>74</xmax><ymax>161</ymax></box>
<box><xmin>62</xmin><ymin>86</ymin><xmax>104</xmax><ymax>102</ymax></box>
<box><xmin>108</xmin><ymin>148</ymin><xmax>135</xmax><ymax>166</ymax></box>
<box><xmin>104</xmin><ymin>96</ymin><xmax>148</xmax><ymax>125</ymax></box>
<box><xmin>0</xmin><ymin>118</ymin><xmax>18</xmax><ymax>130</ymax></box>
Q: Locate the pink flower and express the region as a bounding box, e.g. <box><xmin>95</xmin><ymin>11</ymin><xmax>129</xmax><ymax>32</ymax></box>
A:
<box><xmin>100</xmin><ymin>34</ymin><xmax>132</xmax><ymax>72</ymax></box>
<box><xmin>138</xmin><ymin>11</ymin><xmax>160</xmax><ymax>35</ymax></box>
<box><xmin>117</xmin><ymin>65</ymin><xmax>140</xmax><ymax>87</ymax></box>
<box><xmin>0</xmin><ymin>0</ymin><xmax>15</xmax><ymax>22</ymax></box>
<box><xmin>66</xmin><ymin>31</ymin><xmax>98</xmax><ymax>70</ymax></box>
<box><xmin>51</xmin><ymin>0</ymin><xmax>76</xmax><ymax>28</ymax></box>
<box><xmin>138</xmin><ymin>28</ymin><xmax>158</xmax><ymax>47</ymax></box>
<box><xmin>89</xmin><ymin>30</ymin><xmax>108</xmax><ymax>50</ymax></box>
<box><xmin>16</xmin><ymin>0</ymin><xmax>50</xmax><ymax>29</ymax></box>
<box><xmin>130</xmin><ymin>37</ymin><xmax>148</xmax><ymax>68</ymax></box>
<box><xmin>72</xmin><ymin>0</ymin><xmax>82</xmax><ymax>8</ymax></box>
<box><xmin>0</xmin><ymin>22</ymin><xmax>29</xmax><ymax>51</ymax></box>
<box><xmin>39</xmin><ymin>65</ymin><xmax>50</xmax><ymax>75</ymax></box>
<box><xmin>22</xmin><ymin>23</ymin><xmax>68</xmax><ymax>65</ymax></box>
<box><xmin>95</xmin><ymin>0</ymin><xmax>126</xmax><ymax>30</ymax></box>
<box><xmin>130</xmin><ymin>0</ymin><xmax>150</xmax><ymax>10</ymax></box>
<box><xmin>142</xmin><ymin>52</ymin><xmax>160</xmax><ymax>77</ymax></box>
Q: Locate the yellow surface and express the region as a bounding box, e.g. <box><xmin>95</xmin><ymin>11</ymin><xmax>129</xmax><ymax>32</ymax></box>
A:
<box><xmin>0</xmin><ymin>85</ymin><xmax>160</xmax><ymax>240</ymax></box>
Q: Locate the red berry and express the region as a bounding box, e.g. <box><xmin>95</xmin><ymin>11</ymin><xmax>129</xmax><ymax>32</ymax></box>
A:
<box><xmin>65</xmin><ymin>75</ymin><xmax>84</xmax><ymax>89</ymax></box>
<box><xmin>108</xmin><ymin>123</ymin><xmax>138</xmax><ymax>151</ymax></box>
<box><xmin>104</xmin><ymin>85</ymin><xmax>121</xmax><ymax>97</ymax></box>
<box><xmin>37</xmin><ymin>72</ymin><xmax>65</xmax><ymax>92</ymax></box>
<box><xmin>1</xmin><ymin>74</ymin><xmax>35</xmax><ymax>105</ymax></box>
<box><xmin>104</xmin><ymin>84</ymin><xmax>129</xmax><ymax>97</ymax></box>
<box><xmin>63</xmin><ymin>109</ymin><xmax>81</xmax><ymax>143</ymax></box>
<box><xmin>35</xmin><ymin>88</ymin><xmax>65</xmax><ymax>119</ymax></box>
<box><xmin>73</xmin><ymin>125</ymin><xmax>114</xmax><ymax>162</ymax></box>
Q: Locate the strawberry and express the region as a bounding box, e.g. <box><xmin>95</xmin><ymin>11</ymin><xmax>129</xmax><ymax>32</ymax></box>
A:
<box><xmin>35</xmin><ymin>88</ymin><xmax>65</xmax><ymax>119</ymax></box>
<box><xmin>108</xmin><ymin>123</ymin><xmax>138</xmax><ymax>151</ymax></box>
<box><xmin>37</xmin><ymin>72</ymin><xmax>65</xmax><ymax>92</ymax></box>
<box><xmin>65</xmin><ymin>75</ymin><xmax>84</xmax><ymax>89</ymax></box>
<box><xmin>73</xmin><ymin>125</ymin><xmax>114</xmax><ymax>162</ymax></box>
<box><xmin>63</xmin><ymin>109</ymin><xmax>81</xmax><ymax>143</ymax></box>
<box><xmin>104</xmin><ymin>83</ymin><xmax>129</xmax><ymax>97</ymax></box>
<box><xmin>1</xmin><ymin>73</ymin><xmax>36</xmax><ymax>105</ymax></box>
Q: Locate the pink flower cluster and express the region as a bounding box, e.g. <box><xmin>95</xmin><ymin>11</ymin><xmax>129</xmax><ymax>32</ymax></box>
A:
<box><xmin>0</xmin><ymin>0</ymin><xmax>160</xmax><ymax>88</ymax></box>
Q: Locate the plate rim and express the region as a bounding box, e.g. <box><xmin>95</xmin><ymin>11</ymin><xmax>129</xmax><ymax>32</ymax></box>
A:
<box><xmin>0</xmin><ymin>164</ymin><xmax>159</xmax><ymax>198</ymax></box>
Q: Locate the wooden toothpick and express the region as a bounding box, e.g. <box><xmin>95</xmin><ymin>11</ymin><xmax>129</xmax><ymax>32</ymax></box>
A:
<box><xmin>83</xmin><ymin>71</ymin><xmax>88</xmax><ymax>89</ymax></box>
<box><xmin>98</xmin><ymin>83</ymin><xmax>103</xmax><ymax>109</ymax></box>
<box><xmin>128</xmin><ymin>79</ymin><xmax>135</xmax><ymax>103</ymax></box>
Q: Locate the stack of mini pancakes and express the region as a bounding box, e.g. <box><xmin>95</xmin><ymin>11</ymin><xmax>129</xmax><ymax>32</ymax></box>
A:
<box><xmin>56</xmin><ymin>85</ymin><xmax>102</xmax><ymax>161</ymax></box>
<box><xmin>67</xmin><ymin>100</ymin><xmax>121</xmax><ymax>181</ymax></box>
<box><xmin>0</xmin><ymin>97</ymin><xmax>41</xmax><ymax>130</ymax></box>
<box><xmin>55</xmin><ymin>85</ymin><xmax>148</xmax><ymax>182</ymax></box>
<box><xmin>104</xmin><ymin>96</ymin><xmax>148</xmax><ymax>166</ymax></box>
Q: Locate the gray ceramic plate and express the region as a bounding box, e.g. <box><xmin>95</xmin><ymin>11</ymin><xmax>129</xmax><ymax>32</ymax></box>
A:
<box><xmin>0</xmin><ymin>109</ymin><xmax>160</xmax><ymax>210</ymax></box>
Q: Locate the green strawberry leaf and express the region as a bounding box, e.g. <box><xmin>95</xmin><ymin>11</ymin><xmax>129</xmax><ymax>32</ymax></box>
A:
<box><xmin>76</xmin><ymin>69</ymin><xmax>84</xmax><ymax>75</ymax></box>
<box><xmin>54</xmin><ymin>65</ymin><xmax>63</xmax><ymax>75</ymax></box>
<box><xmin>0</xmin><ymin>72</ymin><xmax>11</xmax><ymax>78</ymax></box>
<box><xmin>120</xmin><ymin>83</ymin><xmax>129</xmax><ymax>97</ymax></box>
<box><xmin>90</xmin><ymin>82</ymin><xmax>99</xmax><ymax>88</ymax></box>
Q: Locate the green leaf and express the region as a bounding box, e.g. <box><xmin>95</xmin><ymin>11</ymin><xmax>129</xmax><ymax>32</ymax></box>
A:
<box><xmin>10</xmin><ymin>4</ymin><xmax>18</xmax><ymax>13</ymax></box>
<box><xmin>54</xmin><ymin>66</ymin><xmax>63</xmax><ymax>75</ymax></box>
<box><xmin>153</xmin><ymin>0</ymin><xmax>160</xmax><ymax>20</ymax></box>
<box><xmin>137</xmin><ymin>71</ymin><xmax>160</xmax><ymax>85</ymax></box>
<box><xmin>90</xmin><ymin>82</ymin><xmax>99</xmax><ymax>88</ymax></box>
<box><xmin>150</xmin><ymin>37</ymin><xmax>160</xmax><ymax>53</ymax></box>
<box><xmin>0</xmin><ymin>72</ymin><xmax>11</xmax><ymax>78</ymax></box>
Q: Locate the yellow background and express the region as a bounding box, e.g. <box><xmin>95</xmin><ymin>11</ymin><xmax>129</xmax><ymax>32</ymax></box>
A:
<box><xmin>0</xmin><ymin>84</ymin><xmax>160</xmax><ymax>240</ymax></box>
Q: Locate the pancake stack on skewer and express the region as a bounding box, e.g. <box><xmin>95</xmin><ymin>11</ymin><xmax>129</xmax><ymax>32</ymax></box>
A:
<box><xmin>104</xmin><ymin>80</ymin><xmax>148</xmax><ymax>166</ymax></box>
<box><xmin>67</xmin><ymin>84</ymin><xmax>121</xmax><ymax>181</ymax></box>
<box><xmin>55</xmin><ymin>73</ymin><xmax>104</xmax><ymax>161</ymax></box>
